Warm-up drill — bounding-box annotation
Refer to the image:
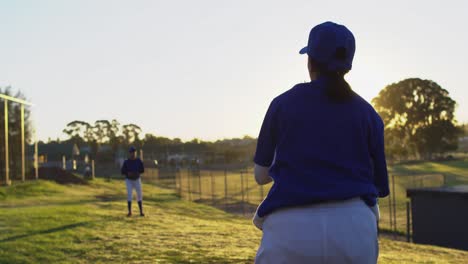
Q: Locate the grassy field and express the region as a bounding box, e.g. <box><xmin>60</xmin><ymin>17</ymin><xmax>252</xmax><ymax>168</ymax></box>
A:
<box><xmin>1</xmin><ymin>179</ymin><xmax>468</xmax><ymax>263</ymax></box>
<box><xmin>391</xmin><ymin>160</ymin><xmax>468</xmax><ymax>185</ymax></box>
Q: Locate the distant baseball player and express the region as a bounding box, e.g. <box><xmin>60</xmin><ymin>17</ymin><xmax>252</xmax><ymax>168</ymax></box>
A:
<box><xmin>121</xmin><ymin>146</ymin><xmax>145</xmax><ymax>217</ymax></box>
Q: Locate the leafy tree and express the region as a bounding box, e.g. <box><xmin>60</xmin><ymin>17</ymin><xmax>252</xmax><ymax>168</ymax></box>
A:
<box><xmin>109</xmin><ymin>119</ymin><xmax>122</xmax><ymax>156</ymax></box>
<box><xmin>122</xmin><ymin>124</ymin><xmax>142</xmax><ymax>147</ymax></box>
<box><xmin>372</xmin><ymin>78</ymin><xmax>459</xmax><ymax>159</ymax></box>
<box><xmin>62</xmin><ymin>121</ymin><xmax>89</xmax><ymax>145</ymax></box>
<box><xmin>94</xmin><ymin>120</ymin><xmax>111</xmax><ymax>144</ymax></box>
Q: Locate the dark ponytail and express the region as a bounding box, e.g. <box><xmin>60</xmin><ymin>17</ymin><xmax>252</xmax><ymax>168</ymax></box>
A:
<box><xmin>310</xmin><ymin>47</ymin><xmax>355</xmax><ymax>103</ymax></box>
<box><xmin>322</xmin><ymin>70</ymin><xmax>354</xmax><ymax>102</ymax></box>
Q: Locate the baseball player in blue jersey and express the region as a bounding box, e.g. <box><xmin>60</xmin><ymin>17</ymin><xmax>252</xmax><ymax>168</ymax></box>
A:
<box><xmin>121</xmin><ymin>146</ymin><xmax>145</xmax><ymax>217</ymax></box>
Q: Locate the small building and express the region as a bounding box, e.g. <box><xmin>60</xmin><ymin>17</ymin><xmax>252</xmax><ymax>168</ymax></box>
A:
<box><xmin>407</xmin><ymin>185</ymin><xmax>468</xmax><ymax>250</ymax></box>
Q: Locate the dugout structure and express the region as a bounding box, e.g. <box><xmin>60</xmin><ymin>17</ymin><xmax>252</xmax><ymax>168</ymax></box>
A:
<box><xmin>0</xmin><ymin>93</ymin><xmax>35</xmax><ymax>185</ymax></box>
<box><xmin>407</xmin><ymin>185</ymin><xmax>468</xmax><ymax>250</ymax></box>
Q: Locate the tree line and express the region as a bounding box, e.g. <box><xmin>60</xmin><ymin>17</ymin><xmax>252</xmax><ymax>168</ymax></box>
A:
<box><xmin>55</xmin><ymin>120</ymin><xmax>257</xmax><ymax>165</ymax></box>
<box><xmin>2</xmin><ymin>77</ymin><xmax>466</xmax><ymax>170</ymax></box>
<box><xmin>62</xmin><ymin>119</ymin><xmax>142</xmax><ymax>160</ymax></box>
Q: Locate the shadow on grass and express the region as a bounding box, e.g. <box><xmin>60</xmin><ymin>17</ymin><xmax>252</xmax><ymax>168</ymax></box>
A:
<box><xmin>144</xmin><ymin>192</ymin><xmax>180</xmax><ymax>203</ymax></box>
<box><xmin>0</xmin><ymin>222</ymin><xmax>90</xmax><ymax>243</ymax></box>
<box><xmin>0</xmin><ymin>197</ymin><xmax>123</xmax><ymax>209</ymax></box>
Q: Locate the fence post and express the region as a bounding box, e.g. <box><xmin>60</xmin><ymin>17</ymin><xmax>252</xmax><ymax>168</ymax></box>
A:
<box><xmin>224</xmin><ymin>168</ymin><xmax>228</xmax><ymax>209</ymax></box>
<box><xmin>388</xmin><ymin>192</ymin><xmax>393</xmax><ymax>232</ymax></box>
<box><xmin>406</xmin><ymin>201</ymin><xmax>411</xmax><ymax>242</ymax></box>
<box><xmin>91</xmin><ymin>160</ymin><xmax>95</xmax><ymax>179</ymax></box>
<box><xmin>392</xmin><ymin>173</ymin><xmax>397</xmax><ymax>233</ymax></box>
<box><xmin>177</xmin><ymin>170</ymin><xmax>182</xmax><ymax>196</ymax></box>
<box><xmin>21</xmin><ymin>105</ymin><xmax>25</xmax><ymax>182</ymax></box>
<box><xmin>4</xmin><ymin>101</ymin><xmax>10</xmax><ymax>185</ymax></box>
<box><xmin>34</xmin><ymin>139</ymin><xmax>38</xmax><ymax>180</ymax></box>
<box><xmin>187</xmin><ymin>169</ymin><xmax>191</xmax><ymax>201</ymax></box>
<box><xmin>211</xmin><ymin>170</ymin><xmax>215</xmax><ymax>204</ymax></box>
<box><xmin>198</xmin><ymin>170</ymin><xmax>202</xmax><ymax>200</ymax></box>
<box><xmin>245</xmin><ymin>169</ymin><xmax>249</xmax><ymax>204</ymax></box>
<box><xmin>240</xmin><ymin>171</ymin><xmax>245</xmax><ymax>216</ymax></box>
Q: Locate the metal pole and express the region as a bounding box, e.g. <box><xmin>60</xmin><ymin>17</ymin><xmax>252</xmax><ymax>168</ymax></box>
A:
<box><xmin>34</xmin><ymin>136</ymin><xmax>38</xmax><ymax>179</ymax></box>
<box><xmin>406</xmin><ymin>201</ymin><xmax>411</xmax><ymax>242</ymax></box>
<box><xmin>187</xmin><ymin>169</ymin><xmax>191</xmax><ymax>201</ymax></box>
<box><xmin>210</xmin><ymin>170</ymin><xmax>215</xmax><ymax>204</ymax></box>
<box><xmin>392</xmin><ymin>173</ymin><xmax>397</xmax><ymax>233</ymax></box>
<box><xmin>245</xmin><ymin>170</ymin><xmax>249</xmax><ymax>204</ymax></box>
<box><xmin>240</xmin><ymin>171</ymin><xmax>245</xmax><ymax>215</ymax></box>
<box><xmin>224</xmin><ymin>168</ymin><xmax>228</xmax><ymax>209</ymax></box>
<box><xmin>91</xmin><ymin>160</ymin><xmax>95</xmax><ymax>179</ymax></box>
<box><xmin>198</xmin><ymin>170</ymin><xmax>202</xmax><ymax>200</ymax></box>
<box><xmin>178</xmin><ymin>170</ymin><xmax>181</xmax><ymax>196</ymax></box>
<box><xmin>4</xmin><ymin>101</ymin><xmax>10</xmax><ymax>185</ymax></box>
<box><xmin>62</xmin><ymin>155</ymin><xmax>66</xmax><ymax>170</ymax></box>
<box><xmin>388</xmin><ymin>193</ymin><xmax>393</xmax><ymax>231</ymax></box>
<box><xmin>21</xmin><ymin>104</ymin><xmax>25</xmax><ymax>182</ymax></box>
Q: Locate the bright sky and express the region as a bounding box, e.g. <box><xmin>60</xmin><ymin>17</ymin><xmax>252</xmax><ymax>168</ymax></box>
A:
<box><xmin>1</xmin><ymin>0</ymin><xmax>467</xmax><ymax>141</ymax></box>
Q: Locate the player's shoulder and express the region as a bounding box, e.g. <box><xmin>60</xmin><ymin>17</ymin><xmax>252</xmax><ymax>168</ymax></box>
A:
<box><xmin>352</xmin><ymin>93</ymin><xmax>384</xmax><ymax>126</ymax></box>
<box><xmin>268</xmin><ymin>82</ymin><xmax>310</xmax><ymax>109</ymax></box>
<box><xmin>276</xmin><ymin>82</ymin><xmax>309</xmax><ymax>100</ymax></box>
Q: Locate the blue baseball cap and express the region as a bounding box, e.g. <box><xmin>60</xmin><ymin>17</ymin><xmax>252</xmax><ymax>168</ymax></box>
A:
<box><xmin>129</xmin><ymin>146</ymin><xmax>136</xmax><ymax>153</ymax></box>
<box><xmin>299</xmin><ymin>21</ymin><xmax>355</xmax><ymax>72</ymax></box>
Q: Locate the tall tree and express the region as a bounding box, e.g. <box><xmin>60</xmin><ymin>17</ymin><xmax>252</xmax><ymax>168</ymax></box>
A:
<box><xmin>83</xmin><ymin>123</ymin><xmax>98</xmax><ymax>158</ymax></box>
<box><xmin>122</xmin><ymin>124</ymin><xmax>142</xmax><ymax>147</ymax></box>
<box><xmin>62</xmin><ymin>121</ymin><xmax>89</xmax><ymax>146</ymax></box>
<box><xmin>106</xmin><ymin>119</ymin><xmax>122</xmax><ymax>157</ymax></box>
<box><xmin>372</xmin><ymin>78</ymin><xmax>459</xmax><ymax>159</ymax></box>
<box><xmin>94</xmin><ymin>120</ymin><xmax>111</xmax><ymax>144</ymax></box>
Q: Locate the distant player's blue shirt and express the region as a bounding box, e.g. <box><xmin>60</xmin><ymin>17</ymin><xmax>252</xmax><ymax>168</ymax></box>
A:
<box><xmin>121</xmin><ymin>158</ymin><xmax>144</xmax><ymax>180</ymax></box>
<box><xmin>254</xmin><ymin>77</ymin><xmax>389</xmax><ymax>217</ymax></box>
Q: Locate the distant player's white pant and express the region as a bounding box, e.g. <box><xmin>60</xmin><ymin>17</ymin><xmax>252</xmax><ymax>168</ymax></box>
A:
<box><xmin>125</xmin><ymin>178</ymin><xmax>143</xmax><ymax>202</ymax></box>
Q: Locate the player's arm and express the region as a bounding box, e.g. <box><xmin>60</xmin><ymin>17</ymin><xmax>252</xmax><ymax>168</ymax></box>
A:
<box><xmin>121</xmin><ymin>161</ymin><xmax>127</xmax><ymax>176</ymax></box>
<box><xmin>253</xmin><ymin>99</ymin><xmax>279</xmax><ymax>185</ymax></box>
<box><xmin>254</xmin><ymin>164</ymin><xmax>272</xmax><ymax>185</ymax></box>
<box><xmin>370</xmin><ymin>115</ymin><xmax>389</xmax><ymax>198</ymax></box>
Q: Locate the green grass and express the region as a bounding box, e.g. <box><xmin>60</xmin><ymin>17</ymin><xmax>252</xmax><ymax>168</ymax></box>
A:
<box><xmin>1</xmin><ymin>179</ymin><xmax>468</xmax><ymax>263</ymax></box>
<box><xmin>391</xmin><ymin>160</ymin><xmax>468</xmax><ymax>185</ymax></box>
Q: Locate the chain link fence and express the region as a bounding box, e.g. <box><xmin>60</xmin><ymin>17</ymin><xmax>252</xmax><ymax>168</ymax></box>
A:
<box><xmin>144</xmin><ymin>167</ymin><xmax>267</xmax><ymax>216</ymax></box>
<box><xmin>142</xmin><ymin>166</ymin><xmax>451</xmax><ymax>241</ymax></box>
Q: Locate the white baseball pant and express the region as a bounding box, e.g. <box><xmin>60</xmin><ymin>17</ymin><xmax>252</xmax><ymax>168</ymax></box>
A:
<box><xmin>125</xmin><ymin>178</ymin><xmax>143</xmax><ymax>202</ymax></box>
<box><xmin>255</xmin><ymin>198</ymin><xmax>378</xmax><ymax>264</ymax></box>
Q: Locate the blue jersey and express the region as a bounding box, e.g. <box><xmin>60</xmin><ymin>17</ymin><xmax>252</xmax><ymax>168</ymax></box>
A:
<box><xmin>254</xmin><ymin>77</ymin><xmax>389</xmax><ymax>217</ymax></box>
<box><xmin>121</xmin><ymin>158</ymin><xmax>144</xmax><ymax>180</ymax></box>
